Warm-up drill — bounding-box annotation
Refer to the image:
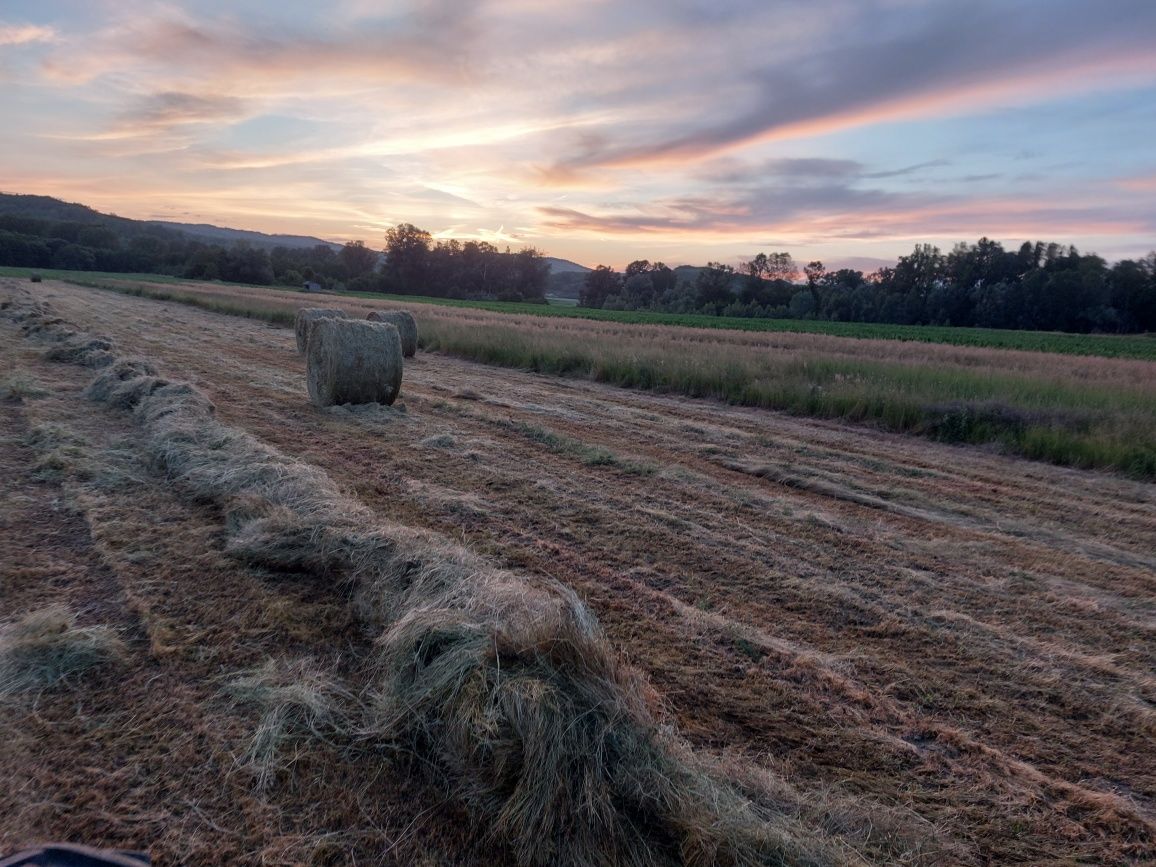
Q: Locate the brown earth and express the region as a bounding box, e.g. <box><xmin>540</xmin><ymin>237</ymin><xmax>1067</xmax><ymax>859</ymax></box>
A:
<box><xmin>2</xmin><ymin>278</ymin><xmax>1155</xmax><ymax>865</ymax></box>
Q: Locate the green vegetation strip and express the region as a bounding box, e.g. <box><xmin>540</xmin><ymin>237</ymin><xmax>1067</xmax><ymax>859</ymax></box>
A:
<box><xmin>336</xmin><ymin>290</ymin><xmax>1156</xmax><ymax>361</ymax></box>
<box><xmin>7</xmin><ymin>265</ymin><xmax>1154</xmax><ymax>360</ymax></box>
<box><xmin>50</xmin><ymin>274</ymin><xmax>1156</xmax><ymax>479</ymax></box>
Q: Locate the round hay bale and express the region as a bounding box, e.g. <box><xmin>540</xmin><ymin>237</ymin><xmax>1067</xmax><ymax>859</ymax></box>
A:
<box><xmin>367</xmin><ymin>310</ymin><xmax>417</xmax><ymax>357</ymax></box>
<box><xmin>306</xmin><ymin>318</ymin><xmax>403</xmax><ymax>407</ymax></box>
<box><xmin>293</xmin><ymin>307</ymin><xmax>346</xmax><ymax>354</ymax></box>
<box><xmin>29</xmin><ymin>274</ymin><xmax>42</xmax><ymax>283</ymax></box>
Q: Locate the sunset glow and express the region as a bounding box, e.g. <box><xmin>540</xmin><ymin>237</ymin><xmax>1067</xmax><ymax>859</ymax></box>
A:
<box><xmin>2</xmin><ymin>0</ymin><xmax>1154</xmax><ymax>268</ymax></box>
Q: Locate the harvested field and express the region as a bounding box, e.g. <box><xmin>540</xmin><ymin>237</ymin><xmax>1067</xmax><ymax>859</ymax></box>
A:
<box><xmin>76</xmin><ymin>276</ymin><xmax>1156</xmax><ymax>477</ymax></box>
<box><xmin>2</xmin><ymin>278</ymin><xmax>1156</xmax><ymax>865</ymax></box>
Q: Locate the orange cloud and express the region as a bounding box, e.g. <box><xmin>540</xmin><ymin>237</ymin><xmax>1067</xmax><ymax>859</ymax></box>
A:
<box><xmin>0</xmin><ymin>24</ymin><xmax>55</xmax><ymax>46</ymax></box>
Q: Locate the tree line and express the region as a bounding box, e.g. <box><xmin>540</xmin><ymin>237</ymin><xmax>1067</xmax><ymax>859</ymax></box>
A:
<box><xmin>3</xmin><ymin>203</ymin><xmax>1152</xmax><ymax>331</ymax></box>
<box><xmin>579</xmin><ymin>239</ymin><xmax>1156</xmax><ymax>333</ymax></box>
<box><xmin>0</xmin><ymin>215</ymin><xmax>549</xmax><ymax>303</ymax></box>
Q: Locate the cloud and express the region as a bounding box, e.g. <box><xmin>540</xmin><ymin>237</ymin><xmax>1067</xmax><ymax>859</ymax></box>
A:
<box><xmin>538</xmin><ymin>176</ymin><xmax>1156</xmax><ymax>245</ymax></box>
<box><xmin>552</xmin><ymin>0</ymin><xmax>1156</xmax><ymax>171</ymax></box>
<box><xmin>39</xmin><ymin>1</ymin><xmax>481</xmax><ymax>92</ymax></box>
<box><xmin>699</xmin><ymin>157</ymin><xmax>951</xmax><ymax>185</ymax></box>
<box><xmin>112</xmin><ymin>91</ymin><xmax>251</xmax><ymax>136</ymax></box>
<box><xmin>0</xmin><ymin>24</ymin><xmax>55</xmax><ymax>46</ymax></box>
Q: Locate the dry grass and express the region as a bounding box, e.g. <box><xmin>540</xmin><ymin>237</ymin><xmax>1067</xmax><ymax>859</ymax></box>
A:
<box><xmin>26</xmin><ymin>290</ymin><xmax>850</xmax><ymax>866</ymax></box>
<box><xmin>224</xmin><ymin>658</ymin><xmax>353</xmax><ymax>792</ymax></box>
<box><xmin>71</xmin><ymin>276</ymin><xmax>1156</xmax><ymax>477</ymax></box>
<box><xmin>0</xmin><ymin>605</ymin><xmax>125</xmax><ymax>695</ymax></box>
<box><xmin>7</xmin><ymin>277</ymin><xmax>1156</xmax><ymax>865</ymax></box>
<box><xmin>0</xmin><ymin>372</ymin><xmax>49</xmax><ymax>401</ymax></box>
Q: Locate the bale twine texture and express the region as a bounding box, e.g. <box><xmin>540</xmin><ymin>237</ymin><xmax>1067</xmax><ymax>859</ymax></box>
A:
<box><xmin>293</xmin><ymin>307</ymin><xmax>346</xmax><ymax>353</ymax></box>
<box><xmin>367</xmin><ymin>309</ymin><xmax>418</xmax><ymax>357</ymax></box>
<box><xmin>306</xmin><ymin>317</ymin><xmax>403</xmax><ymax>408</ymax></box>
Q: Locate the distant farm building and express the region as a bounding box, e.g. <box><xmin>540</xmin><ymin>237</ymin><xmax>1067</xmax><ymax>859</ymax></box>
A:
<box><xmin>303</xmin><ymin>281</ymin><xmax>323</xmax><ymax>293</ymax></box>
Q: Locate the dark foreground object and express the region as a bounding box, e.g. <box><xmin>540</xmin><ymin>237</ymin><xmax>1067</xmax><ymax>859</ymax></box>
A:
<box><xmin>0</xmin><ymin>845</ymin><xmax>150</xmax><ymax>866</ymax></box>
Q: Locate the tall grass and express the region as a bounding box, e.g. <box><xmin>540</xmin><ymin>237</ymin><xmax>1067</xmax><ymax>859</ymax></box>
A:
<box><xmin>420</xmin><ymin>318</ymin><xmax>1156</xmax><ymax>479</ymax></box>
<box><xmin>64</xmin><ymin>275</ymin><xmax>1156</xmax><ymax>479</ymax></box>
<box><xmin>340</xmin><ymin>291</ymin><xmax>1156</xmax><ymax>361</ymax></box>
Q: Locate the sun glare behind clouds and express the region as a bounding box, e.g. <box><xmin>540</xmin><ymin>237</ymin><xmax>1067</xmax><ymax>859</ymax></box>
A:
<box><xmin>1</xmin><ymin>0</ymin><xmax>1154</xmax><ymax>267</ymax></box>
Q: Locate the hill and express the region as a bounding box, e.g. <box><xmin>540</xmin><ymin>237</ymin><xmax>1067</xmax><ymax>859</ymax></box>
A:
<box><xmin>0</xmin><ymin>193</ymin><xmax>339</xmax><ymax>251</ymax></box>
<box><xmin>544</xmin><ymin>256</ymin><xmax>590</xmax><ymax>274</ymax></box>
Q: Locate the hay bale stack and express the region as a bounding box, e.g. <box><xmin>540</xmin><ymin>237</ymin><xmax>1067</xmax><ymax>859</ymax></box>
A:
<box><xmin>293</xmin><ymin>307</ymin><xmax>346</xmax><ymax>354</ymax></box>
<box><xmin>306</xmin><ymin>318</ymin><xmax>403</xmax><ymax>407</ymax></box>
<box><xmin>367</xmin><ymin>310</ymin><xmax>418</xmax><ymax>357</ymax></box>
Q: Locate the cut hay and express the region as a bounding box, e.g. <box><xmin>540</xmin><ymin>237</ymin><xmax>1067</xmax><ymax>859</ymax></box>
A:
<box><xmin>293</xmin><ymin>307</ymin><xmax>346</xmax><ymax>354</ymax></box>
<box><xmin>224</xmin><ymin>658</ymin><xmax>352</xmax><ymax>791</ymax></box>
<box><xmin>9</xmin><ymin>295</ymin><xmax>844</xmax><ymax>866</ymax></box>
<box><xmin>367</xmin><ymin>309</ymin><xmax>418</xmax><ymax>357</ymax></box>
<box><xmin>45</xmin><ymin>334</ymin><xmax>116</xmax><ymax>368</ymax></box>
<box><xmin>305</xmin><ymin>318</ymin><xmax>403</xmax><ymax>408</ymax></box>
<box><xmin>0</xmin><ymin>606</ymin><xmax>125</xmax><ymax>695</ymax></box>
<box><xmin>84</xmin><ymin>357</ymin><xmax>166</xmax><ymax>408</ymax></box>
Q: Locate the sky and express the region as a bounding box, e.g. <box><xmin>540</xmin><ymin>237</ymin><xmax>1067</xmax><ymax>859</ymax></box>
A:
<box><xmin>1</xmin><ymin>0</ymin><xmax>1154</xmax><ymax>270</ymax></box>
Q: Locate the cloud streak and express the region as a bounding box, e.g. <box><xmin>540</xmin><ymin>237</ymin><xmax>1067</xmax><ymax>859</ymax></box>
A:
<box><xmin>0</xmin><ymin>23</ymin><xmax>55</xmax><ymax>45</ymax></box>
<box><xmin>3</xmin><ymin>0</ymin><xmax>1154</xmax><ymax>266</ymax></box>
<box><xmin>552</xmin><ymin>0</ymin><xmax>1156</xmax><ymax>171</ymax></box>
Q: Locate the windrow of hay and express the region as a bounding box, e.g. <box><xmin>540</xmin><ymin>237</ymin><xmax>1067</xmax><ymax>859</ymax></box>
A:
<box><xmin>294</xmin><ymin>307</ymin><xmax>347</xmax><ymax>354</ymax></box>
<box><xmin>367</xmin><ymin>309</ymin><xmax>418</xmax><ymax>357</ymax></box>
<box><xmin>0</xmin><ymin>605</ymin><xmax>125</xmax><ymax>695</ymax></box>
<box><xmin>8</xmin><ymin>289</ymin><xmax>850</xmax><ymax>866</ymax></box>
<box><xmin>43</xmin><ymin>334</ymin><xmax>116</xmax><ymax>368</ymax></box>
<box><xmin>306</xmin><ymin>318</ymin><xmax>404</xmax><ymax>408</ymax></box>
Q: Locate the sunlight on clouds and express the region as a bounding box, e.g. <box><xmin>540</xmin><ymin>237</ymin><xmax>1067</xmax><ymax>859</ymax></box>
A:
<box><xmin>0</xmin><ymin>23</ymin><xmax>55</xmax><ymax>45</ymax></box>
<box><xmin>5</xmin><ymin>0</ymin><xmax>1155</xmax><ymax>265</ymax></box>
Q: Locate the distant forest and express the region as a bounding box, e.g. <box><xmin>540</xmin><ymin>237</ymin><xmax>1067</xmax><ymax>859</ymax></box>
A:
<box><xmin>581</xmin><ymin>243</ymin><xmax>1156</xmax><ymax>333</ymax></box>
<box><xmin>0</xmin><ymin>196</ymin><xmax>552</xmax><ymax>303</ymax></box>
<box><xmin>1</xmin><ymin>193</ymin><xmax>1153</xmax><ymax>332</ymax></box>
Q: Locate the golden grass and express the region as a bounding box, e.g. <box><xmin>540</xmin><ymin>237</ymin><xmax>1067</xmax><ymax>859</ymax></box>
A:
<box><xmin>0</xmin><ymin>606</ymin><xmax>124</xmax><ymax>695</ymax></box>
<box><xmin>8</xmin><ymin>277</ymin><xmax>1156</xmax><ymax>864</ymax></box>
<box><xmin>17</xmin><ymin>289</ymin><xmax>856</xmax><ymax>866</ymax></box>
<box><xmin>77</xmin><ymin>277</ymin><xmax>1156</xmax><ymax>477</ymax></box>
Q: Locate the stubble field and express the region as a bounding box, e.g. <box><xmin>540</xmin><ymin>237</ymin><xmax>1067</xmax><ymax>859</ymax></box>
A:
<box><xmin>2</xmin><ymin>277</ymin><xmax>1154</xmax><ymax>865</ymax></box>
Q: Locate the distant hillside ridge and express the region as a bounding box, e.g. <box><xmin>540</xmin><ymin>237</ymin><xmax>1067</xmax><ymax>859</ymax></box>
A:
<box><xmin>0</xmin><ymin>193</ymin><xmax>340</xmax><ymax>251</ymax></box>
<box><xmin>544</xmin><ymin>256</ymin><xmax>591</xmax><ymax>274</ymax></box>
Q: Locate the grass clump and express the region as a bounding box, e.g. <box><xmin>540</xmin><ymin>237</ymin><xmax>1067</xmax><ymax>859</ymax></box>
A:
<box><xmin>507</xmin><ymin>420</ymin><xmax>656</xmax><ymax>475</ymax></box>
<box><xmin>420</xmin><ymin>432</ymin><xmax>458</xmax><ymax>449</ymax></box>
<box><xmin>224</xmin><ymin>658</ymin><xmax>352</xmax><ymax>791</ymax></box>
<box><xmin>0</xmin><ymin>606</ymin><xmax>125</xmax><ymax>695</ymax></box>
<box><xmin>0</xmin><ymin>373</ymin><xmax>49</xmax><ymax>401</ymax></box>
<box><xmin>25</xmin><ymin>422</ymin><xmax>89</xmax><ymax>482</ymax></box>
<box><xmin>44</xmin><ymin>334</ymin><xmax>116</xmax><ymax>367</ymax></box>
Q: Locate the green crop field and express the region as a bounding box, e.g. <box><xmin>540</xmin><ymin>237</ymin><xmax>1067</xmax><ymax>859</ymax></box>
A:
<box><xmin>340</xmin><ymin>289</ymin><xmax>1156</xmax><ymax>360</ymax></box>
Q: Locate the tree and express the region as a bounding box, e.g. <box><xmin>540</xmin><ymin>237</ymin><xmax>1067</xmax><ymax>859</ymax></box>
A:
<box><xmin>339</xmin><ymin>240</ymin><xmax>378</xmax><ymax>279</ymax></box>
<box><xmin>52</xmin><ymin>243</ymin><xmax>96</xmax><ymax>271</ymax></box>
<box><xmin>580</xmin><ymin>265</ymin><xmax>621</xmax><ymax>308</ymax></box>
<box><xmin>383</xmin><ymin>223</ymin><xmax>432</xmax><ymax>293</ymax></box>
<box><xmin>502</xmin><ymin>247</ymin><xmax>549</xmax><ymax>302</ymax></box>
<box><xmin>695</xmin><ymin>262</ymin><xmax>735</xmax><ymax>311</ymax></box>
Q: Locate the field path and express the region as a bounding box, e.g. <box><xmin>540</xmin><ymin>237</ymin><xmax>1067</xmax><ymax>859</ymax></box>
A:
<box><xmin>11</xmin><ymin>280</ymin><xmax>1156</xmax><ymax>864</ymax></box>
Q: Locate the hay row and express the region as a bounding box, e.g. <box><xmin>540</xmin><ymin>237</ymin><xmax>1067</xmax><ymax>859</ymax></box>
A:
<box><xmin>4</xmin><ymin>288</ymin><xmax>838</xmax><ymax>867</ymax></box>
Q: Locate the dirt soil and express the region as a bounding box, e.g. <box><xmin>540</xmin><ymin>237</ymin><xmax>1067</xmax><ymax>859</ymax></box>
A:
<box><xmin>2</xmin><ymin>278</ymin><xmax>1155</xmax><ymax>865</ymax></box>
